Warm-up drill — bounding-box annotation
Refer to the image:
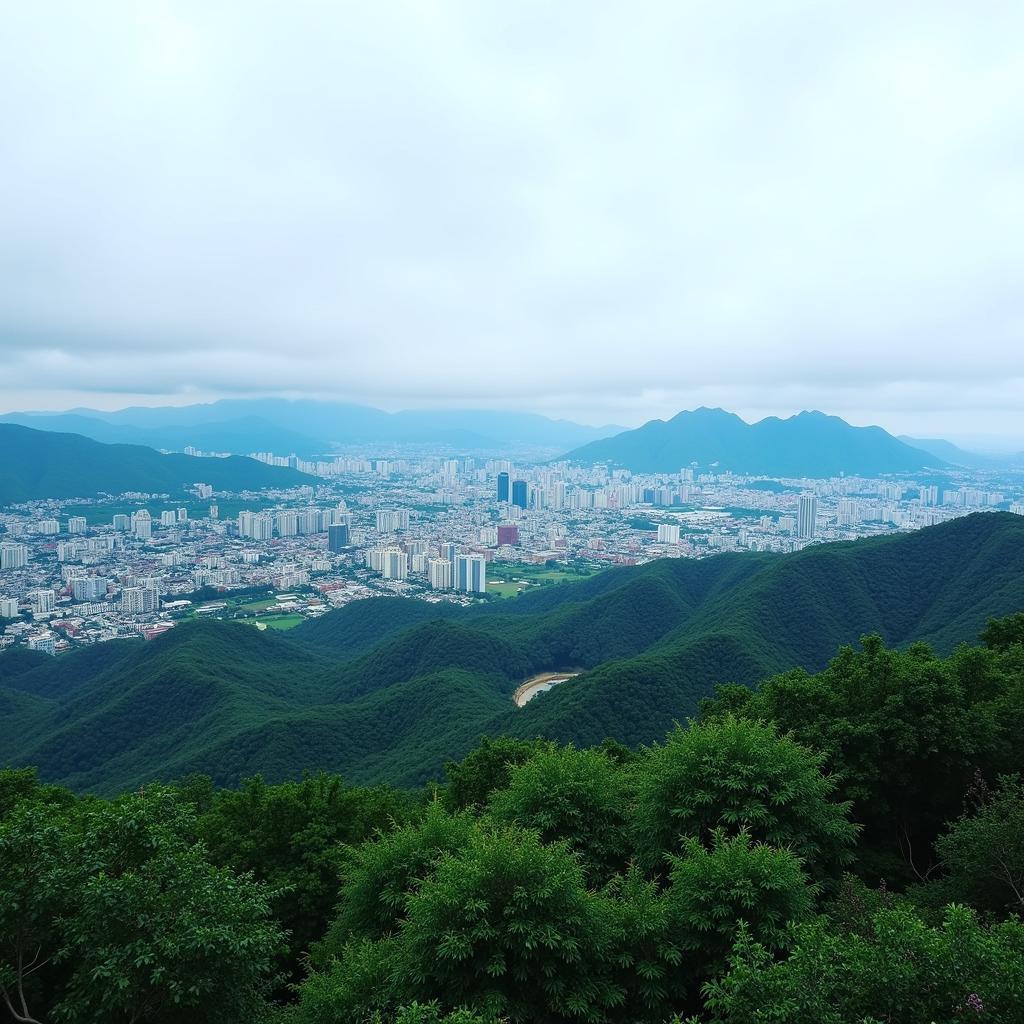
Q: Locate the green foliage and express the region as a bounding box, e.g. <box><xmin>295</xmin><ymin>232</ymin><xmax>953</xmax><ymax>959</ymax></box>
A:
<box><xmin>317</xmin><ymin>802</ymin><xmax>476</xmax><ymax>955</ymax></box>
<box><xmin>702</xmin><ymin>904</ymin><xmax>1024</xmax><ymax>1024</ymax></box>
<box><xmin>601</xmin><ymin>868</ymin><xmax>686</xmax><ymax>1021</ymax></box>
<box><xmin>487</xmin><ymin>745</ymin><xmax>630</xmax><ymax>880</ymax></box>
<box><xmin>701</xmin><ymin>631</ymin><xmax>1021</xmax><ymax>879</ymax></box>
<box><xmin>199</xmin><ymin>772</ymin><xmax>412</xmax><ymax>972</ymax></box>
<box><xmin>631</xmin><ymin>717</ymin><xmax>856</xmax><ymax>878</ymax></box>
<box><xmin>0</xmin><ymin>786</ymin><xmax>283</xmax><ymax>1024</ymax></box>
<box><xmin>3</xmin><ymin>514</ymin><xmax>1024</xmax><ymax>795</ymax></box>
<box><xmin>667</xmin><ymin>831</ymin><xmax>815</xmax><ymax>983</ymax></box>
<box><xmin>982</xmin><ymin>611</ymin><xmax>1024</xmax><ymax>651</ymax></box>
<box><xmin>0</xmin><ymin>421</ymin><xmax>312</xmax><ymax>504</ymax></box>
<box><xmin>442</xmin><ymin>737</ymin><xmax>551</xmax><ymax>812</ymax></box>
<box><xmin>396</xmin><ymin>824</ymin><xmax>621</xmax><ymax>1022</ymax></box>
<box><xmin>934</xmin><ymin>774</ymin><xmax>1024</xmax><ymax>914</ymax></box>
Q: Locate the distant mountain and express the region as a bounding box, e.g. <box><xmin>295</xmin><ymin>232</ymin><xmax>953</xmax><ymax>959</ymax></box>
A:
<box><xmin>2</xmin><ymin>400</ymin><xmax>624</xmax><ymax>454</ymax></box>
<box><xmin>898</xmin><ymin>436</ymin><xmax>1023</xmax><ymax>471</ymax></box>
<box><xmin>0</xmin><ymin>413</ymin><xmax>323</xmax><ymax>457</ymax></box>
<box><xmin>0</xmin><ymin>424</ymin><xmax>314</xmax><ymax>505</ymax></box>
<box><xmin>564</xmin><ymin>408</ymin><xmax>948</xmax><ymax>476</ymax></box>
<box><xmin>4</xmin><ymin>511</ymin><xmax>1021</xmax><ymax>794</ymax></box>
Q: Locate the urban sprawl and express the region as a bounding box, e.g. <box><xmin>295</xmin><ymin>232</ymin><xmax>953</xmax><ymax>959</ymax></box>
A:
<box><xmin>2</xmin><ymin>450</ymin><xmax>1021</xmax><ymax>656</ymax></box>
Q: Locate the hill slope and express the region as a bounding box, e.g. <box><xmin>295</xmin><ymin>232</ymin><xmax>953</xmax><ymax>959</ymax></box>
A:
<box><xmin>0</xmin><ymin>423</ymin><xmax>314</xmax><ymax>504</ymax></box>
<box><xmin>2</xmin><ymin>513</ymin><xmax>1021</xmax><ymax>793</ymax></box>
<box><xmin>565</xmin><ymin>407</ymin><xmax>946</xmax><ymax>476</ymax></box>
<box><xmin>3</xmin><ymin>400</ymin><xmax>625</xmax><ymax>454</ymax></box>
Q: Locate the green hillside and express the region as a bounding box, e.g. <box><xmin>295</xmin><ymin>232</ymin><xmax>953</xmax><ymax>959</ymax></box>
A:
<box><xmin>565</xmin><ymin>407</ymin><xmax>945</xmax><ymax>475</ymax></box>
<box><xmin>0</xmin><ymin>422</ymin><xmax>314</xmax><ymax>504</ymax></box>
<box><xmin>2</xmin><ymin>513</ymin><xmax>1022</xmax><ymax>793</ymax></box>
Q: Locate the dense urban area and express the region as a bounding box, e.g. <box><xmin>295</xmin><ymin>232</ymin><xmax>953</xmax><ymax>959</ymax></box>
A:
<box><xmin>2</xmin><ymin>446</ymin><xmax>1022</xmax><ymax>655</ymax></box>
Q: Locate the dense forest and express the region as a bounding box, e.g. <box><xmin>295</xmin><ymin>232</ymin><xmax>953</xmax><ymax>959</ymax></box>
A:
<box><xmin>4</xmin><ymin>613</ymin><xmax>1024</xmax><ymax>1022</ymax></box>
<box><xmin>2</xmin><ymin>513</ymin><xmax>1024</xmax><ymax>795</ymax></box>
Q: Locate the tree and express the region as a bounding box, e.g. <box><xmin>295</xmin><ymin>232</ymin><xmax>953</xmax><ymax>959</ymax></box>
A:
<box><xmin>935</xmin><ymin>774</ymin><xmax>1024</xmax><ymax>914</ymax></box>
<box><xmin>441</xmin><ymin>737</ymin><xmax>551</xmax><ymax>812</ymax></box>
<box><xmin>0</xmin><ymin>786</ymin><xmax>284</xmax><ymax>1024</ymax></box>
<box><xmin>486</xmin><ymin>746</ymin><xmax>630</xmax><ymax>881</ymax></box>
<box><xmin>395</xmin><ymin>825</ymin><xmax>621</xmax><ymax>1022</ymax></box>
<box><xmin>981</xmin><ymin>612</ymin><xmax>1024</xmax><ymax>651</ymax></box>
<box><xmin>631</xmin><ymin>717</ymin><xmax>856</xmax><ymax>878</ymax></box>
<box><xmin>0</xmin><ymin>800</ymin><xmax>81</xmax><ymax>1024</ymax></box>
<box><xmin>199</xmin><ymin>772</ymin><xmax>411</xmax><ymax>971</ymax></box>
<box><xmin>667</xmin><ymin>831</ymin><xmax>815</xmax><ymax>985</ymax></box>
<box><xmin>602</xmin><ymin>869</ymin><xmax>686</xmax><ymax>1022</ymax></box>
<box><xmin>703</xmin><ymin>903</ymin><xmax>1024</xmax><ymax>1024</ymax></box>
<box><xmin>315</xmin><ymin>802</ymin><xmax>477</xmax><ymax>957</ymax></box>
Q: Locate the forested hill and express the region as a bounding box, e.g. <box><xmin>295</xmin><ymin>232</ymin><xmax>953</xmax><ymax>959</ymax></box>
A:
<box><xmin>564</xmin><ymin>407</ymin><xmax>945</xmax><ymax>475</ymax></box>
<box><xmin>1</xmin><ymin>513</ymin><xmax>1022</xmax><ymax>793</ymax></box>
<box><xmin>0</xmin><ymin>423</ymin><xmax>314</xmax><ymax>504</ymax></box>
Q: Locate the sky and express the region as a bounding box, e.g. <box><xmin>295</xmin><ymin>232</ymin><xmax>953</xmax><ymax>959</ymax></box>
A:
<box><xmin>1</xmin><ymin>2</ymin><xmax>1022</xmax><ymax>447</ymax></box>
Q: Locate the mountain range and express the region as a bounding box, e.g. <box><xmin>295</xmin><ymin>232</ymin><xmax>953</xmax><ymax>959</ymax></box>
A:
<box><xmin>1</xmin><ymin>399</ymin><xmax>624</xmax><ymax>456</ymax></box>
<box><xmin>2</xmin><ymin>512</ymin><xmax>1021</xmax><ymax>794</ymax></box>
<box><xmin>0</xmin><ymin>423</ymin><xmax>314</xmax><ymax>505</ymax></box>
<box><xmin>564</xmin><ymin>408</ymin><xmax>954</xmax><ymax>476</ymax></box>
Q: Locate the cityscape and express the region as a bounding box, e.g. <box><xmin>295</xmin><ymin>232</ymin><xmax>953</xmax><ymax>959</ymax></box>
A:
<box><xmin>2</xmin><ymin>445</ymin><xmax>1021</xmax><ymax>655</ymax></box>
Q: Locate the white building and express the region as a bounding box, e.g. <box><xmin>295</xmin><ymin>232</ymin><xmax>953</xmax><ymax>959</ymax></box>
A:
<box><xmin>456</xmin><ymin>554</ymin><xmax>487</xmax><ymax>594</ymax></box>
<box><xmin>0</xmin><ymin>543</ymin><xmax>29</xmax><ymax>570</ymax></box>
<box><xmin>427</xmin><ymin>557</ymin><xmax>453</xmax><ymax>590</ymax></box>
<box><xmin>797</xmin><ymin>494</ymin><xmax>818</xmax><ymax>539</ymax></box>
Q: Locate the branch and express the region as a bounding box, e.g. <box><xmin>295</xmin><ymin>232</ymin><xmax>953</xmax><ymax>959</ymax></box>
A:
<box><xmin>0</xmin><ymin>979</ymin><xmax>43</xmax><ymax>1024</ymax></box>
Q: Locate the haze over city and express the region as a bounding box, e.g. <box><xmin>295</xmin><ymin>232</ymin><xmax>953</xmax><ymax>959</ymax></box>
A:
<box><xmin>1</xmin><ymin>2</ymin><xmax>1023</xmax><ymax>446</ymax></box>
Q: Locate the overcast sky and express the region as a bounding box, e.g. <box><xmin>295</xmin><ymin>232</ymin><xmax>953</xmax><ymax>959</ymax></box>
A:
<box><xmin>1</xmin><ymin>2</ymin><xmax>1022</xmax><ymax>445</ymax></box>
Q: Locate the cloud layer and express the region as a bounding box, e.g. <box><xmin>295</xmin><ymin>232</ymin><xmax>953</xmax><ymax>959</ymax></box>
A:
<box><xmin>1</xmin><ymin>1</ymin><xmax>1022</xmax><ymax>443</ymax></box>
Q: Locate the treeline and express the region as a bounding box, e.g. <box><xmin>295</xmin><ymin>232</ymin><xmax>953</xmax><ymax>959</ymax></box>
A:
<box><xmin>3</xmin><ymin>615</ymin><xmax>1024</xmax><ymax>1022</ymax></box>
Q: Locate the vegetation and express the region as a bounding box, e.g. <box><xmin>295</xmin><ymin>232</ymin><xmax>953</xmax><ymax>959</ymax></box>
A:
<box><xmin>0</xmin><ymin>422</ymin><xmax>312</xmax><ymax>505</ymax></box>
<box><xmin>2</xmin><ymin>514</ymin><xmax>1023</xmax><ymax>794</ymax></box>
<box><xmin>564</xmin><ymin>407</ymin><xmax>945</xmax><ymax>475</ymax></box>
<box><xmin>2</xmin><ymin>608</ymin><xmax>1024</xmax><ymax>1021</ymax></box>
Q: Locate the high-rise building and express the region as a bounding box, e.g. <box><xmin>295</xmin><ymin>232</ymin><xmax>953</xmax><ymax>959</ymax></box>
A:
<box><xmin>657</xmin><ymin>524</ymin><xmax>681</xmax><ymax>544</ymax></box>
<box><xmin>497</xmin><ymin>472</ymin><xmax>510</xmax><ymax>502</ymax></box>
<box><xmin>511</xmin><ymin>479</ymin><xmax>528</xmax><ymax>509</ymax></box>
<box><xmin>441</xmin><ymin>542</ymin><xmax>460</xmax><ymax>564</ymax></box>
<box><xmin>178</xmin><ymin>508</ymin><xmax>188</xmax><ymax>522</ymax></box>
<box><xmin>276</xmin><ymin>511</ymin><xmax>299</xmax><ymax>537</ymax></box>
<box><xmin>132</xmin><ymin>510</ymin><xmax>152</xmax><ymax>540</ymax></box>
<box><xmin>797</xmin><ymin>494</ymin><xmax>818</xmax><ymax>539</ymax></box>
<box><xmin>112</xmin><ymin>514</ymin><xmax>131</xmax><ymax>531</ymax></box>
<box><xmin>37</xmin><ymin>519</ymin><xmax>60</xmax><ymax>535</ymax></box>
<box><xmin>376</xmin><ymin>509</ymin><xmax>410</xmax><ymax>533</ymax></box>
<box><xmin>0</xmin><ymin>543</ymin><xmax>29</xmax><ymax>570</ymax></box>
<box><xmin>120</xmin><ymin>586</ymin><xmax>158</xmax><ymax>615</ymax></box>
<box><xmin>0</xmin><ymin>597</ymin><xmax>19</xmax><ymax>618</ymax></box>
<box><xmin>328</xmin><ymin>524</ymin><xmax>350</xmax><ymax>552</ymax></box>
<box><xmin>455</xmin><ymin>554</ymin><xmax>487</xmax><ymax>594</ymax></box>
<box><xmin>160</xmin><ymin>510</ymin><xmax>177</xmax><ymax>528</ymax></box>
<box><xmin>427</xmin><ymin>557</ymin><xmax>453</xmax><ymax>590</ymax></box>
<box><xmin>73</xmin><ymin>577</ymin><xmax>109</xmax><ymax>602</ymax></box>
<box><xmin>67</xmin><ymin>516</ymin><xmax>87</xmax><ymax>534</ymax></box>
<box><xmin>29</xmin><ymin>589</ymin><xmax>56</xmax><ymax>614</ymax></box>
<box><xmin>382</xmin><ymin>547</ymin><xmax>408</xmax><ymax>580</ymax></box>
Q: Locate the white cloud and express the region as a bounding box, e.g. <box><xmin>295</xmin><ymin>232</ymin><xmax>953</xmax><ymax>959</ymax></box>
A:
<box><xmin>0</xmin><ymin>1</ymin><xmax>1022</xmax><ymax>441</ymax></box>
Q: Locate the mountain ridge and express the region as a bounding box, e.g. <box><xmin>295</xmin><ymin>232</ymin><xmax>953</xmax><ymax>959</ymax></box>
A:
<box><xmin>0</xmin><ymin>423</ymin><xmax>314</xmax><ymax>505</ymax></box>
<box><xmin>2</xmin><ymin>512</ymin><xmax>1021</xmax><ymax>794</ymax></box>
<box><xmin>565</xmin><ymin>407</ymin><xmax>948</xmax><ymax>476</ymax></box>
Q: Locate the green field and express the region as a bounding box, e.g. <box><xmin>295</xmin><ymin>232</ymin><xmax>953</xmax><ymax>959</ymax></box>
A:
<box><xmin>249</xmin><ymin>614</ymin><xmax>305</xmax><ymax>631</ymax></box>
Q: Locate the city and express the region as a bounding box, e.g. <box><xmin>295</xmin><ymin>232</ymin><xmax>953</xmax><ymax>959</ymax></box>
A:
<box><xmin>2</xmin><ymin>447</ymin><xmax>1021</xmax><ymax>655</ymax></box>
